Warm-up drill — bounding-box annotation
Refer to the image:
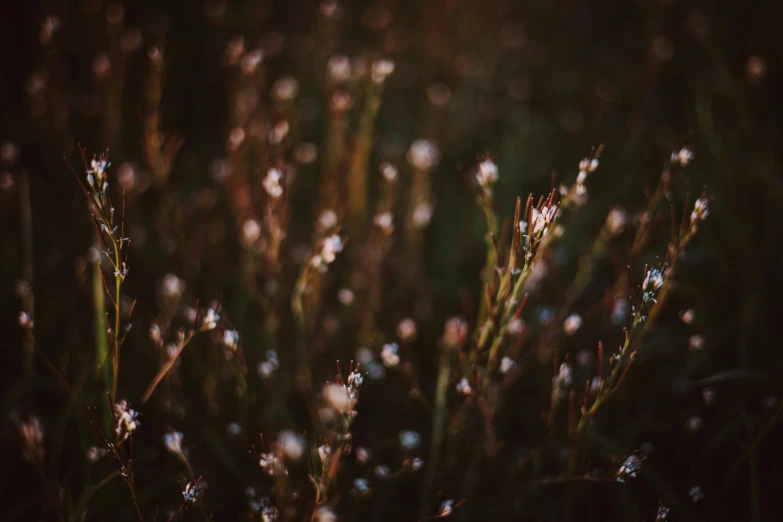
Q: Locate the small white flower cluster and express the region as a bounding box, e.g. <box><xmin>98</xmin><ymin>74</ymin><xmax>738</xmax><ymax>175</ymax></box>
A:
<box><xmin>688</xmin><ymin>485</ymin><xmax>704</xmax><ymax>503</ymax></box>
<box><xmin>323</xmin><ymin>368</ymin><xmax>363</xmax><ymax>418</ymax></box>
<box><xmin>398</xmin><ymin>430</ymin><xmax>421</xmax><ymax>451</ymax></box>
<box><xmin>437</xmin><ymin>499</ymin><xmax>455</xmax><ymax>517</ymax></box>
<box><xmin>475</xmin><ymin>159</ymin><xmax>499</xmax><ymax>197</ymax></box>
<box><xmin>563</xmin><ymin>313</ymin><xmax>582</xmax><ymax>336</ymax></box>
<box><xmin>690</xmin><ymin>194</ymin><xmax>709</xmax><ymax>227</ymax></box>
<box><xmin>164</xmin><ymin>430</ymin><xmax>184</xmax><ymax>455</ymax></box>
<box><xmin>86</xmin><ymin>446</ymin><xmax>107</xmax><ymax>462</ymax></box>
<box><xmin>16</xmin><ymin>414</ymin><xmax>45</xmax><ymax>463</ymax></box>
<box><xmin>311</xmin><ymin>234</ymin><xmax>344</xmax><ymax>272</ymax></box>
<box><xmin>201</xmin><ymin>307</ymin><xmax>219</xmax><ymax>330</ymax></box>
<box><xmin>456</xmin><ymin>377</ymin><xmax>473</xmax><ymax>396</ymax></box>
<box><xmin>656</xmin><ymin>505</ymin><xmax>670</xmax><ymax>522</ymax></box>
<box><xmin>642</xmin><ymin>268</ymin><xmax>664</xmax><ymax>304</ymax></box>
<box><xmin>318</xmin><ymin>443</ymin><xmax>332</xmax><ymax>467</ymax></box>
<box><xmin>381</xmin><ymin>343</ymin><xmax>400</xmax><ymax>367</ymax></box>
<box><xmin>671</xmin><ymin>146</ymin><xmax>694</xmax><ymax>167</ymax></box>
<box><xmin>222</xmin><ymin>329</ymin><xmax>239</xmax><ymax>350</ymax></box>
<box><xmin>615</xmin><ymin>453</ymin><xmax>644</xmax><ymax>482</ymax></box>
<box><xmin>353</xmin><ymin>477</ymin><xmax>370</xmax><ymax>495</ymax></box>
<box><xmin>114</xmin><ymin>400</ymin><xmax>140</xmax><ymax>443</ymax></box>
<box><xmin>573</xmin><ymin>156</ymin><xmax>599</xmax><ymax>205</ymax></box>
<box><xmin>527</xmin><ymin>204</ymin><xmax>558</xmax><ymax>237</ymax></box>
<box><xmin>182</xmin><ymin>479</ymin><xmax>207</xmax><ymax>505</ymax></box>
<box><xmin>407</xmin><ymin>139</ymin><xmax>439</xmax><ymax>171</ymax></box>
<box><xmin>18</xmin><ymin>311</ymin><xmax>33</xmax><ymax>329</ymax></box>
<box><xmin>371</xmin><ymin>59</ymin><xmax>395</xmax><ymax>85</ymax></box>
<box><xmin>259</xmin><ymin>452</ymin><xmax>287</xmax><ymax>476</ymax></box>
<box><xmin>86</xmin><ymin>154</ymin><xmax>110</xmax><ymax>193</ymax></box>
<box><xmin>262</xmin><ymin>167</ymin><xmax>284</xmax><ymax>199</ymax></box>
<box><xmin>552</xmin><ymin>363</ymin><xmax>572</xmax><ymax>398</ymax></box>
<box><xmin>500</xmin><ymin>356</ymin><xmax>516</xmax><ymax>374</ymax></box>
<box><xmin>258</xmin><ymin>350</ymin><xmax>280</xmax><ymax>378</ymax></box>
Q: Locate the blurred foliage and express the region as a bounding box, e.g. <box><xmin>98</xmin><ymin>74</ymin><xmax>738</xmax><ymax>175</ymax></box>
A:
<box><xmin>1</xmin><ymin>0</ymin><xmax>782</xmax><ymax>521</ymax></box>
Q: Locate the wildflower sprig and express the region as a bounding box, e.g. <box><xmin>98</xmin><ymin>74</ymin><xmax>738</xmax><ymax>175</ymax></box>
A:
<box><xmin>569</xmin><ymin>189</ymin><xmax>712</xmax><ymax>469</ymax></box>
<box><xmin>85</xmin><ymin>392</ymin><xmax>144</xmax><ymax>520</ymax></box>
<box><xmin>312</xmin><ymin>362</ymin><xmax>365</xmax><ymax>509</ymax></box>
<box><xmin>141</xmin><ymin>302</ymin><xmax>222</xmax><ymax>404</ymax></box>
<box><xmin>66</xmin><ymin>146</ymin><xmax>136</xmax><ymax>399</ymax></box>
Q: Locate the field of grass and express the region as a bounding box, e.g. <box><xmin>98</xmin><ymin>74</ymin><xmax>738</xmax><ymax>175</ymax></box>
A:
<box><xmin>1</xmin><ymin>1</ymin><xmax>782</xmax><ymax>521</ymax></box>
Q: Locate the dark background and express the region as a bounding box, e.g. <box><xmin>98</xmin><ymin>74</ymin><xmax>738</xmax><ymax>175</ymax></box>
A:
<box><xmin>1</xmin><ymin>0</ymin><xmax>783</xmax><ymax>521</ymax></box>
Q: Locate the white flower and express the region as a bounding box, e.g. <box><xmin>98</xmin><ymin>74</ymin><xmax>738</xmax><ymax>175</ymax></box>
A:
<box><xmin>688</xmin><ymin>334</ymin><xmax>705</xmax><ymax>352</ymax></box>
<box><xmin>259</xmin><ymin>452</ymin><xmax>287</xmax><ymax>476</ymax></box>
<box><xmin>380</xmin><ymin>162</ymin><xmax>398</xmax><ymax>181</ymax></box>
<box><xmin>672</xmin><ymin>147</ymin><xmax>695</xmax><ymax>167</ymax></box>
<box><xmin>271</xmin><ymin>76</ymin><xmax>299</xmax><ymax>102</ymax></box>
<box><xmin>374</xmin><ymin>211</ymin><xmax>394</xmax><ymax>235</ymax></box>
<box><xmin>222</xmin><ymin>329</ymin><xmax>239</xmax><ymax>349</ymax></box>
<box><xmin>642</xmin><ymin>268</ymin><xmax>664</xmax><ymax>292</ymax></box>
<box><xmin>437</xmin><ymin>499</ymin><xmax>455</xmax><ymax>517</ymax></box>
<box><xmin>374</xmin><ymin>464</ymin><xmax>391</xmax><ymax>478</ymax></box>
<box><xmin>242</xmin><ymin>219</ymin><xmax>261</xmax><ymax>246</ymax></box>
<box><xmin>506</xmin><ymin>318</ymin><xmax>525</xmax><ymax>336</ymax></box>
<box><xmin>500</xmin><ymin>356</ymin><xmax>516</xmax><ymax>374</ymax></box>
<box><xmin>323</xmin><ymin>383</ymin><xmax>354</xmax><ymax>414</ymax></box>
<box><xmin>476</xmin><ymin>159</ymin><xmax>499</xmax><ymax>191</ymax></box>
<box><xmin>338</xmin><ymin>288</ymin><xmax>355</xmax><ymax>305</ymax></box>
<box><xmin>86</xmin><ymin>446</ymin><xmax>107</xmax><ymax>462</ymax></box>
<box><xmin>164</xmin><ymin>431</ymin><xmax>184</xmax><ymax>454</ymax></box>
<box><xmin>201</xmin><ymin>308</ymin><xmax>219</xmax><ymax>330</ymax></box>
<box><xmin>456</xmin><ymin>378</ymin><xmax>472</xmax><ymax>396</ymax></box>
<box><xmin>688</xmin><ymin>485</ymin><xmax>704</xmax><ymax>503</ymax></box>
<box><xmin>680</xmin><ymin>309</ymin><xmax>695</xmax><ymax>324</ymax></box>
<box><xmin>355</xmin><ymin>446</ymin><xmax>371</xmax><ymax>465</ymax></box>
<box><xmin>412</xmin><ymin>202</ymin><xmax>434</xmax><ymax>227</ymax></box>
<box><xmin>182</xmin><ymin>480</ymin><xmax>207</xmax><ymax>504</ymax></box>
<box><xmin>312</xmin><ymin>234</ymin><xmax>343</xmax><ymax>269</ymax></box>
<box><xmin>616</xmin><ymin>453</ymin><xmax>643</xmax><ymax>481</ymax></box>
<box><xmin>606</xmin><ymin>207</ymin><xmax>628</xmax><ymax>235</ymax></box>
<box><xmin>262</xmin><ymin>167</ymin><xmax>284</xmax><ymax>198</ymax></box>
<box><xmin>276</xmin><ymin>430</ymin><xmax>305</xmax><ymax>461</ymax></box>
<box><xmin>313</xmin><ymin>506</ymin><xmax>337</xmax><ymax>522</ymax></box>
<box><xmin>553</xmin><ymin>363</ymin><xmax>572</xmax><ymax>394</ymax></box>
<box><xmin>162</xmin><ymin>273</ymin><xmax>185</xmax><ymax>299</ymax></box>
<box><xmin>114</xmin><ymin>400</ymin><xmax>140</xmax><ymax>442</ymax></box>
<box><xmin>397</xmin><ymin>318</ymin><xmax>417</xmax><ymax>342</ymax></box>
<box><xmin>318</xmin><ymin>444</ymin><xmax>331</xmax><ymax>465</ymax></box>
<box><xmin>353</xmin><ymin>477</ymin><xmax>370</xmax><ymax>495</ymax></box>
<box><xmin>691</xmin><ymin>195</ymin><xmax>709</xmax><ymax>224</ymax></box>
<box><xmin>17</xmin><ymin>415</ymin><xmax>45</xmax><ymax>463</ymax></box>
<box><xmin>407</xmin><ymin>139</ymin><xmax>439</xmax><ymax>170</ymax></box>
<box><xmin>18</xmin><ymin>311</ymin><xmax>33</xmax><ymax>329</ymax></box>
<box><xmin>398</xmin><ymin>430</ymin><xmax>421</xmax><ymax>451</ymax></box>
<box><xmin>327</xmin><ymin>55</ymin><xmax>351</xmax><ymax>83</ymax></box>
<box><xmin>371</xmin><ymin>59</ymin><xmax>395</xmax><ymax>84</ymax></box>
<box><xmin>318</xmin><ymin>209</ymin><xmax>338</xmax><ymax>232</ymax></box>
<box><xmin>563</xmin><ymin>314</ymin><xmax>582</xmax><ymax>336</ymax></box>
<box><xmin>381</xmin><ymin>343</ymin><xmax>400</xmax><ymax>367</ymax></box>
<box><xmin>258</xmin><ymin>350</ymin><xmax>280</xmax><ymax>378</ymax></box>
<box><xmin>686</xmin><ymin>415</ymin><xmax>703</xmax><ymax>431</ymax></box>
